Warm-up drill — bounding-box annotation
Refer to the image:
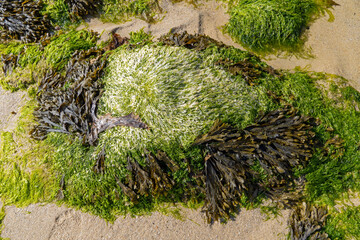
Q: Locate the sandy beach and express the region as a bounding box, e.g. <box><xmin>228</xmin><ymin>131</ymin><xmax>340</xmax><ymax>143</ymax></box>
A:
<box><xmin>1</xmin><ymin>0</ymin><xmax>360</xmax><ymax>239</ymax></box>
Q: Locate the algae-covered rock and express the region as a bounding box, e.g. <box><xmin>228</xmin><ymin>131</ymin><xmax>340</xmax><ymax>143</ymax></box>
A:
<box><xmin>97</xmin><ymin>45</ymin><xmax>267</xmax><ymax>161</ymax></box>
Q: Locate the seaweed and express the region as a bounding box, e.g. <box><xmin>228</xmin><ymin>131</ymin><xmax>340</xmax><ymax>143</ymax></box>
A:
<box><xmin>93</xmin><ymin>146</ymin><xmax>106</xmax><ymax>174</ymax></box>
<box><xmin>215</xmin><ymin>58</ymin><xmax>279</xmax><ymax>85</ymax></box>
<box><xmin>31</xmin><ymin>48</ymin><xmax>148</xmax><ymax>145</ymax></box>
<box><xmin>289</xmin><ymin>202</ymin><xmax>329</xmax><ymax>240</ymax></box>
<box><xmin>159</xmin><ymin>31</ymin><xmax>224</xmax><ymax>51</ymax></box>
<box><xmin>116</xmin><ymin>151</ymin><xmax>177</xmax><ymax>203</ymax></box>
<box><xmin>0</xmin><ymin>0</ymin><xmax>49</xmax><ymax>42</ymax></box>
<box><xmin>104</xmin><ymin>33</ymin><xmax>129</xmax><ymax>51</ymax></box>
<box><xmin>1</xmin><ymin>53</ymin><xmax>20</xmax><ymax>77</ymax></box>
<box><xmin>226</xmin><ymin>0</ymin><xmax>321</xmax><ymax>53</ymax></box>
<box><xmin>194</xmin><ymin>106</ymin><xmax>316</xmax><ymax>223</ymax></box>
<box><xmin>65</xmin><ymin>0</ymin><xmax>101</xmax><ymax>20</ymax></box>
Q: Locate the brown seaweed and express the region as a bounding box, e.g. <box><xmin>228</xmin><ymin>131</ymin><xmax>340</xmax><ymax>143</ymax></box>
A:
<box><xmin>0</xmin><ymin>0</ymin><xmax>49</xmax><ymax>42</ymax></box>
<box><xmin>104</xmin><ymin>33</ymin><xmax>129</xmax><ymax>51</ymax></box>
<box><xmin>289</xmin><ymin>202</ymin><xmax>329</xmax><ymax>240</ymax></box>
<box><xmin>159</xmin><ymin>31</ymin><xmax>224</xmax><ymax>51</ymax></box>
<box><xmin>265</xmin><ymin>177</ymin><xmax>305</xmax><ymax>208</ymax></box>
<box><xmin>194</xmin><ymin>106</ymin><xmax>316</xmax><ymax>223</ymax></box>
<box><xmin>1</xmin><ymin>53</ymin><xmax>19</xmax><ymax>77</ymax></box>
<box><xmin>65</xmin><ymin>0</ymin><xmax>101</xmax><ymax>20</ymax></box>
<box><xmin>56</xmin><ymin>174</ymin><xmax>66</xmax><ymax>200</ymax></box>
<box><xmin>93</xmin><ymin>145</ymin><xmax>106</xmax><ymax>174</ymax></box>
<box><xmin>116</xmin><ymin>151</ymin><xmax>177</xmax><ymax>202</ymax></box>
<box><xmin>215</xmin><ymin>58</ymin><xmax>279</xmax><ymax>85</ymax></box>
<box><xmin>31</xmin><ymin>48</ymin><xmax>148</xmax><ymax>145</ymax></box>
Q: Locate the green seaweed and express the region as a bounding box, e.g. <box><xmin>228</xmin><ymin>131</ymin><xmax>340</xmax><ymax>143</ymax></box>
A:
<box><xmin>226</xmin><ymin>0</ymin><xmax>335</xmax><ymax>54</ymax></box>
<box><xmin>101</xmin><ymin>0</ymin><xmax>161</xmax><ymax>23</ymax></box>
<box><xmin>324</xmin><ymin>205</ymin><xmax>360</xmax><ymax>239</ymax></box>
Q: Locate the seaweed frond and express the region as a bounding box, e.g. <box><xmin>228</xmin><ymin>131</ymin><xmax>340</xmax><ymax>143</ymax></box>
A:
<box><xmin>195</xmin><ymin>106</ymin><xmax>316</xmax><ymax>223</ymax></box>
<box><xmin>0</xmin><ymin>0</ymin><xmax>49</xmax><ymax>42</ymax></box>
<box><xmin>289</xmin><ymin>202</ymin><xmax>329</xmax><ymax>240</ymax></box>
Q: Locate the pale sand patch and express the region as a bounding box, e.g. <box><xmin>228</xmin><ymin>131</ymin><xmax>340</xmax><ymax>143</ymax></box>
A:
<box><xmin>1</xmin><ymin>203</ymin><xmax>290</xmax><ymax>240</ymax></box>
<box><xmin>1</xmin><ymin>0</ymin><xmax>360</xmax><ymax>239</ymax></box>
<box><xmin>266</xmin><ymin>0</ymin><xmax>360</xmax><ymax>91</ymax></box>
<box><xmin>79</xmin><ymin>0</ymin><xmax>241</xmax><ymax>48</ymax></box>
<box><xmin>0</xmin><ymin>87</ymin><xmax>26</xmax><ymax>135</ymax></box>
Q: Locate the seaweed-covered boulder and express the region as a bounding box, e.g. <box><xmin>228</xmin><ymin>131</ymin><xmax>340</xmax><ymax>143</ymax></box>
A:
<box><xmin>96</xmin><ymin>45</ymin><xmax>266</xmax><ymax>162</ymax></box>
<box><xmin>31</xmin><ymin>48</ymin><xmax>147</xmax><ymax>145</ymax></box>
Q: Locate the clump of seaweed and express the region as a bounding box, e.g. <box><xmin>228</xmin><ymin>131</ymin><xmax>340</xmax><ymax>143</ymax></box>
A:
<box><xmin>65</xmin><ymin>0</ymin><xmax>101</xmax><ymax>20</ymax></box>
<box><xmin>1</xmin><ymin>53</ymin><xmax>20</xmax><ymax>77</ymax></box>
<box><xmin>289</xmin><ymin>202</ymin><xmax>329</xmax><ymax>240</ymax></box>
<box><xmin>215</xmin><ymin>58</ymin><xmax>279</xmax><ymax>85</ymax></box>
<box><xmin>116</xmin><ymin>151</ymin><xmax>177</xmax><ymax>202</ymax></box>
<box><xmin>159</xmin><ymin>31</ymin><xmax>224</xmax><ymax>51</ymax></box>
<box><xmin>0</xmin><ymin>0</ymin><xmax>49</xmax><ymax>42</ymax></box>
<box><xmin>31</xmin><ymin>48</ymin><xmax>147</xmax><ymax>145</ymax></box>
<box><xmin>194</xmin><ymin>106</ymin><xmax>316</xmax><ymax>223</ymax></box>
<box><xmin>226</xmin><ymin>0</ymin><xmax>329</xmax><ymax>53</ymax></box>
<box><xmin>104</xmin><ymin>33</ymin><xmax>129</xmax><ymax>51</ymax></box>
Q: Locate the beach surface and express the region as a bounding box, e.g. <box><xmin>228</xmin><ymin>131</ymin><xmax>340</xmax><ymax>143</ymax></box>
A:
<box><xmin>1</xmin><ymin>0</ymin><xmax>360</xmax><ymax>239</ymax></box>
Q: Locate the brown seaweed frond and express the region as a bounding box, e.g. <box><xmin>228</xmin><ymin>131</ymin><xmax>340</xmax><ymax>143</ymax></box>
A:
<box><xmin>289</xmin><ymin>202</ymin><xmax>329</xmax><ymax>240</ymax></box>
<box><xmin>215</xmin><ymin>58</ymin><xmax>279</xmax><ymax>85</ymax></box>
<box><xmin>0</xmin><ymin>0</ymin><xmax>49</xmax><ymax>42</ymax></box>
<box><xmin>116</xmin><ymin>151</ymin><xmax>177</xmax><ymax>202</ymax></box>
<box><xmin>65</xmin><ymin>0</ymin><xmax>102</xmax><ymax>20</ymax></box>
<box><xmin>31</xmin><ymin>48</ymin><xmax>148</xmax><ymax>145</ymax></box>
<box><xmin>104</xmin><ymin>33</ymin><xmax>129</xmax><ymax>51</ymax></box>
<box><xmin>159</xmin><ymin>31</ymin><xmax>224</xmax><ymax>51</ymax></box>
<box><xmin>1</xmin><ymin>53</ymin><xmax>20</xmax><ymax>77</ymax></box>
<box><xmin>195</xmin><ymin>106</ymin><xmax>316</xmax><ymax>223</ymax></box>
<box><xmin>93</xmin><ymin>145</ymin><xmax>106</xmax><ymax>174</ymax></box>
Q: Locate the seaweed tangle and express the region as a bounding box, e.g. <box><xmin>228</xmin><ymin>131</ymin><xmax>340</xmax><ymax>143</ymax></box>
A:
<box><xmin>0</xmin><ymin>0</ymin><xmax>49</xmax><ymax>42</ymax></box>
<box><xmin>215</xmin><ymin>58</ymin><xmax>278</xmax><ymax>85</ymax></box>
<box><xmin>1</xmin><ymin>53</ymin><xmax>20</xmax><ymax>77</ymax></box>
<box><xmin>104</xmin><ymin>33</ymin><xmax>129</xmax><ymax>51</ymax></box>
<box><xmin>116</xmin><ymin>151</ymin><xmax>177</xmax><ymax>203</ymax></box>
<box><xmin>289</xmin><ymin>202</ymin><xmax>329</xmax><ymax>240</ymax></box>
<box><xmin>31</xmin><ymin>48</ymin><xmax>148</xmax><ymax>145</ymax></box>
<box><xmin>65</xmin><ymin>0</ymin><xmax>101</xmax><ymax>20</ymax></box>
<box><xmin>93</xmin><ymin>145</ymin><xmax>106</xmax><ymax>174</ymax></box>
<box><xmin>194</xmin><ymin>106</ymin><xmax>316</xmax><ymax>223</ymax></box>
<box><xmin>159</xmin><ymin>31</ymin><xmax>224</xmax><ymax>51</ymax></box>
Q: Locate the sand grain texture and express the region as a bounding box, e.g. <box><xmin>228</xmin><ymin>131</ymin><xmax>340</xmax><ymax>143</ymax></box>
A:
<box><xmin>266</xmin><ymin>0</ymin><xmax>360</xmax><ymax>91</ymax></box>
<box><xmin>2</xmin><ymin>204</ymin><xmax>290</xmax><ymax>240</ymax></box>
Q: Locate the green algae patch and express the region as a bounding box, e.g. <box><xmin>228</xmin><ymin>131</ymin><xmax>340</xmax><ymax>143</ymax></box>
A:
<box><xmin>324</xmin><ymin>205</ymin><xmax>360</xmax><ymax>239</ymax></box>
<box><xmin>98</xmin><ymin>45</ymin><xmax>267</xmax><ymax>159</ymax></box>
<box><xmin>226</xmin><ymin>0</ymin><xmax>334</xmax><ymax>54</ymax></box>
<box><xmin>0</xmin><ymin>101</ymin><xmax>58</xmax><ymax>207</ymax></box>
<box><xmin>0</xmin><ymin>29</ymin><xmax>98</xmax><ymax>91</ymax></box>
<box><xmin>101</xmin><ymin>0</ymin><xmax>161</xmax><ymax>23</ymax></box>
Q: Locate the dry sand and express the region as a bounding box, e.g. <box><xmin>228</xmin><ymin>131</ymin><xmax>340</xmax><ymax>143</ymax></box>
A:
<box><xmin>266</xmin><ymin>0</ymin><xmax>360</xmax><ymax>91</ymax></box>
<box><xmin>1</xmin><ymin>0</ymin><xmax>360</xmax><ymax>239</ymax></box>
<box><xmin>2</xmin><ymin>203</ymin><xmax>290</xmax><ymax>240</ymax></box>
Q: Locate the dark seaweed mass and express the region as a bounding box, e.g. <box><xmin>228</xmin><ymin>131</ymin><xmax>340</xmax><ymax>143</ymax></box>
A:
<box><xmin>31</xmin><ymin>48</ymin><xmax>147</xmax><ymax>145</ymax></box>
<box><xmin>289</xmin><ymin>202</ymin><xmax>329</xmax><ymax>240</ymax></box>
<box><xmin>117</xmin><ymin>105</ymin><xmax>316</xmax><ymax>223</ymax></box>
<box><xmin>65</xmin><ymin>0</ymin><xmax>101</xmax><ymax>20</ymax></box>
<box><xmin>1</xmin><ymin>53</ymin><xmax>19</xmax><ymax>77</ymax></box>
<box><xmin>159</xmin><ymin>31</ymin><xmax>224</xmax><ymax>51</ymax></box>
<box><xmin>194</xmin><ymin>106</ymin><xmax>316</xmax><ymax>223</ymax></box>
<box><xmin>0</xmin><ymin>0</ymin><xmax>49</xmax><ymax>42</ymax></box>
<box><xmin>115</xmin><ymin>151</ymin><xmax>179</xmax><ymax>203</ymax></box>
